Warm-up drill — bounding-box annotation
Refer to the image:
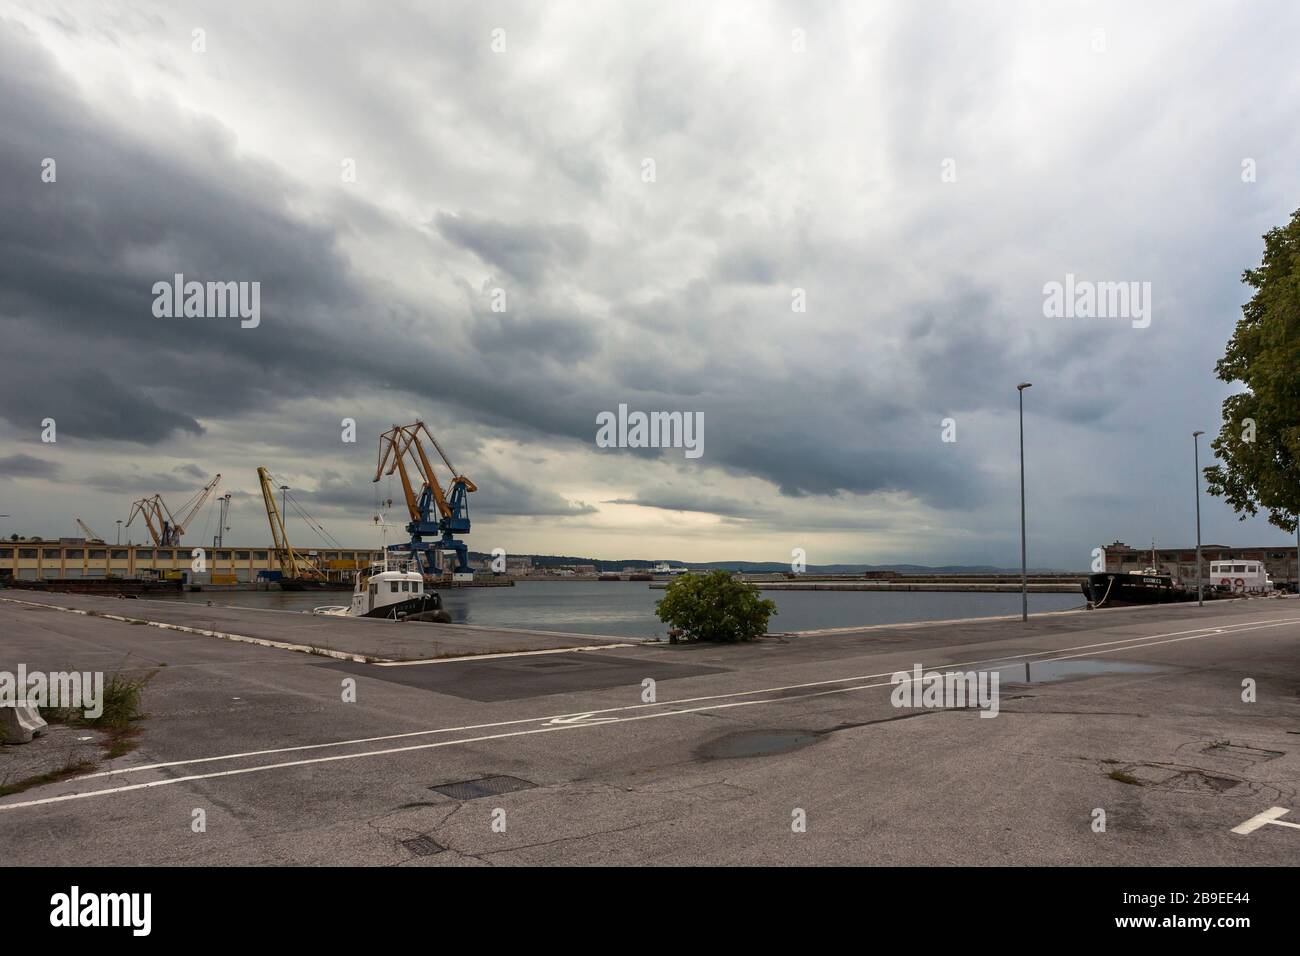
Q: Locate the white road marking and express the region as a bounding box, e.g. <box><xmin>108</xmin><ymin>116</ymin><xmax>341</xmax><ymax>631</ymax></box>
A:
<box><xmin>0</xmin><ymin>596</ymin><xmax>375</xmax><ymax>662</ymax></box>
<box><xmin>1231</xmin><ymin>807</ymin><xmax>1300</xmax><ymax>835</ymax></box>
<box><xmin>375</xmin><ymin>643</ymin><xmax>634</xmax><ymax>666</ymax></box>
<box><xmin>59</xmin><ymin>614</ymin><xmax>1300</xmax><ymax>782</ymax></box>
<box><xmin>544</xmin><ymin>712</ymin><xmax>620</xmax><ymax>726</ymax></box>
<box><xmin>2</xmin><ymin>614</ymin><xmax>1296</xmax><ymax>812</ymax></box>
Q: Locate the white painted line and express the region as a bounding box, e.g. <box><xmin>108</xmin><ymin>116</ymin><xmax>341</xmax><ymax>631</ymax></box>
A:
<box><xmin>1231</xmin><ymin>807</ymin><xmax>1300</xmax><ymax>835</ymax></box>
<box><xmin>3</xmin><ymin>614</ymin><xmax>1296</xmax><ymax>812</ymax></box>
<box><xmin>59</xmin><ymin>614</ymin><xmax>1300</xmax><ymax>783</ymax></box>
<box><xmin>374</xmin><ymin>643</ymin><xmax>634</xmax><ymax>666</ymax></box>
<box><xmin>0</xmin><ymin>595</ymin><xmax>378</xmax><ymax>663</ymax></box>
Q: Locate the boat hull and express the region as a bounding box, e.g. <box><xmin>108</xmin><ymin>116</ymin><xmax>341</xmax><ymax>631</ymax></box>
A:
<box><xmin>1082</xmin><ymin>573</ymin><xmax>1196</xmax><ymax>608</ymax></box>
<box><xmin>359</xmin><ymin>593</ymin><xmax>447</xmax><ymax>621</ymax></box>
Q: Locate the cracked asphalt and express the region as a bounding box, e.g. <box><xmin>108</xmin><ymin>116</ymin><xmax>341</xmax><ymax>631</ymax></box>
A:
<box><xmin>2</xmin><ymin>593</ymin><xmax>1299</xmax><ymax>865</ymax></box>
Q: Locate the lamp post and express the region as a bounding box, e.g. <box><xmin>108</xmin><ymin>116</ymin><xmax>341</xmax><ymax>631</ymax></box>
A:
<box><xmin>1193</xmin><ymin>431</ymin><xmax>1204</xmax><ymax>607</ymax></box>
<box><xmin>1017</xmin><ymin>382</ymin><xmax>1032</xmax><ymax>622</ymax></box>
<box><xmin>279</xmin><ymin>485</ymin><xmax>290</xmax><ymax>531</ymax></box>
<box><xmin>116</xmin><ymin>519</ymin><xmax>123</xmax><ymax>546</ymax></box>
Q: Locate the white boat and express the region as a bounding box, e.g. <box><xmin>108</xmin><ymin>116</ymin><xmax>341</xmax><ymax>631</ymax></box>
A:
<box><xmin>653</xmin><ymin>562</ymin><xmax>688</xmax><ymax>575</ymax></box>
<box><xmin>312</xmin><ymin>556</ymin><xmax>450</xmax><ymax>622</ymax></box>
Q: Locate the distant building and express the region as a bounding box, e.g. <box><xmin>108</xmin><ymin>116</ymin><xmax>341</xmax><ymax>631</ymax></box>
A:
<box><xmin>1102</xmin><ymin>541</ymin><xmax>1299</xmax><ymax>589</ymax></box>
<box><xmin>0</xmin><ymin>540</ymin><xmax>384</xmax><ymax>584</ymax></box>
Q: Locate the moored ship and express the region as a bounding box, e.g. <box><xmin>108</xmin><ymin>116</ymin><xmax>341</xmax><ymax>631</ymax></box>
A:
<box><xmin>1082</xmin><ymin>570</ymin><xmax>1197</xmax><ymax>608</ymax></box>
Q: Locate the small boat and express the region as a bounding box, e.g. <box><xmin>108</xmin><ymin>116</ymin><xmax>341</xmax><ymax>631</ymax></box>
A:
<box><xmin>312</xmin><ymin>556</ymin><xmax>451</xmax><ymax>622</ymax></box>
<box><xmin>1082</xmin><ymin>569</ymin><xmax>1197</xmax><ymax>608</ymax></box>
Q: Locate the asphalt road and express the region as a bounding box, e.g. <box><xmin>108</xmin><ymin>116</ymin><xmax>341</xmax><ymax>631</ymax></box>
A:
<box><xmin>2</xmin><ymin>594</ymin><xmax>1298</xmax><ymax>865</ymax></box>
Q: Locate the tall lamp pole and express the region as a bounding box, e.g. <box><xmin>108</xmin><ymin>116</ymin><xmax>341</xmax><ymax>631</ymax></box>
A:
<box><xmin>1018</xmin><ymin>382</ymin><xmax>1032</xmax><ymax>622</ymax></box>
<box><xmin>279</xmin><ymin>486</ymin><xmax>290</xmax><ymax>532</ymax></box>
<box><xmin>1193</xmin><ymin>431</ymin><xmax>1204</xmax><ymax>607</ymax></box>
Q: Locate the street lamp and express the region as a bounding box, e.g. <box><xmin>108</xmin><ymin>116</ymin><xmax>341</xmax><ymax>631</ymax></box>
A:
<box><xmin>1193</xmin><ymin>431</ymin><xmax>1205</xmax><ymax>607</ymax></box>
<box><xmin>1017</xmin><ymin>382</ymin><xmax>1032</xmax><ymax>623</ymax></box>
<box><xmin>279</xmin><ymin>485</ymin><xmax>290</xmax><ymax>530</ymax></box>
<box><xmin>116</xmin><ymin>519</ymin><xmax>123</xmax><ymax>546</ymax></box>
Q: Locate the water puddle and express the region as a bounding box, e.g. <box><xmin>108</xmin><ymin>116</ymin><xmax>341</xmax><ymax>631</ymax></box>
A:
<box><xmin>988</xmin><ymin>658</ymin><xmax>1168</xmax><ymax>684</ymax></box>
<box><xmin>696</xmin><ymin>730</ymin><xmax>821</xmax><ymax>759</ymax></box>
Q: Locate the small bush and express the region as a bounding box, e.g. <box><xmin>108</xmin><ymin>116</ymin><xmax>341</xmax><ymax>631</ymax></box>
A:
<box><xmin>655</xmin><ymin>571</ymin><xmax>777</xmax><ymax>643</ymax></box>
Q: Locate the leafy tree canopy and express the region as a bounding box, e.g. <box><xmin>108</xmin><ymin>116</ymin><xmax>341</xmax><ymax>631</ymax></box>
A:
<box><xmin>1204</xmin><ymin>207</ymin><xmax>1300</xmax><ymax>534</ymax></box>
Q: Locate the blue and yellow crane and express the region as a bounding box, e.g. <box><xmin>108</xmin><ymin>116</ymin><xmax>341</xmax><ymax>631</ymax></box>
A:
<box><xmin>373</xmin><ymin>421</ymin><xmax>476</xmax><ymax>576</ymax></box>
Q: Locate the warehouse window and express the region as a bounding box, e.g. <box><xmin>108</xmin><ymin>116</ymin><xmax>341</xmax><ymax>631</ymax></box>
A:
<box><xmin>0</xmin><ymin>549</ymin><xmax>11</xmax><ymax>559</ymax></box>
<box><xmin>137</xmin><ymin>550</ymin><xmax>153</xmax><ymax>559</ymax></box>
<box><xmin>19</xmin><ymin>549</ymin><xmax>37</xmax><ymax>559</ymax></box>
<box><xmin>254</xmin><ymin>551</ymin><xmax>268</xmax><ymax>560</ymax></box>
<box><xmin>216</xmin><ymin>551</ymin><xmax>231</xmax><ymax>560</ymax></box>
<box><xmin>235</xmin><ymin>551</ymin><xmax>250</xmax><ymax>560</ymax></box>
<box><xmin>156</xmin><ymin>550</ymin><xmax>173</xmax><ymax>560</ymax></box>
<box><xmin>43</xmin><ymin>549</ymin><xmax>60</xmax><ymax>559</ymax></box>
<box><xmin>111</xmin><ymin>550</ymin><xmax>127</xmax><ymax>560</ymax></box>
<box><xmin>89</xmin><ymin>550</ymin><xmax>106</xmax><ymax>559</ymax></box>
<box><xmin>65</xmin><ymin>550</ymin><xmax>84</xmax><ymax>558</ymax></box>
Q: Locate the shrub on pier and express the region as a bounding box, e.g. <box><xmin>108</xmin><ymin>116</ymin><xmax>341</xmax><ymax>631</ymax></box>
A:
<box><xmin>655</xmin><ymin>571</ymin><xmax>776</xmax><ymax>643</ymax></box>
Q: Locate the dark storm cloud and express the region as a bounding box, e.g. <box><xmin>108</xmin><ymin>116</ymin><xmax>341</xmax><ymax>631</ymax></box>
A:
<box><xmin>0</xmin><ymin>20</ymin><xmax>1000</xmax><ymax>516</ymax></box>
<box><xmin>605</xmin><ymin>491</ymin><xmax>775</xmax><ymax>519</ymax></box>
<box><xmin>4</xmin><ymin>3</ymin><xmax>1300</xmax><ymax>564</ymax></box>
<box><xmin>435</xmin><ymin>211</ymin><xmax>590</xmax><ymax>284</ymax></box>
<box><xmin>0</xmin><ymin>453</ymin><xmax>60</xmax><ymax>479</ymax></box>
<box><xmin>85</xmin><ymin>463</ymin><xmax>216</xmax><ymax>495</ymax></box>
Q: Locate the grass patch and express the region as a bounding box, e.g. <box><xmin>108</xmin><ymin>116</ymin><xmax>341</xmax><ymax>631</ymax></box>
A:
<box><xmin>40</xmin><ymin>669</ymin><xmax>157</xmax><ymax>759</ymax></box>
<box><xmin>0</xmin><ymin>757</ymin><xmax>97</xmax><ymax>798</ymax></box>
<box><xmin>1108</xmin><ymin>769</ymin><xmax>1144</xmax><ymax>786</ymax></box>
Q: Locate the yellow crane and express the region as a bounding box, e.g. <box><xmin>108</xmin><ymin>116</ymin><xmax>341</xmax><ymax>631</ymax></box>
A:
<box><xmin>75</xmin><ymin>518</ymin><xmax>105</xmax><ymax>543</ymax></box>
<box><xmin>257</xmin><ymin>466</ymin><xmax>325</xmax><ymax>582</ymax></box>
<box><xmin>126</xmin><ymin>474</ymin><xmax>222</xmax><ymax>546</ymax></box>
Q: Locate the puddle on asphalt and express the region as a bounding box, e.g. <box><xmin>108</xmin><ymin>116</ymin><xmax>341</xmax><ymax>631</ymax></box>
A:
<box><xmin>989</xmin><ymin>658</ymin><xmax>1168</xmax><ymax>684</ymax></box>
<box><xmin>696</xmin><ymin>730</ymin><xmax>821</xmax><ymax>759</ymax></box>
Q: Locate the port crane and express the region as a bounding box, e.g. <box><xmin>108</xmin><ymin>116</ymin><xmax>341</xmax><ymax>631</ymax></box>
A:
<box><xmin>373</xmin><ymin>421</ymin><xmax>476</xmax><ymax>575</ymax></box>
<box><xmin>125</xmin><ymin>474</ymin><xmax>222</xmax><ymax>546</ymax></box>
<box><xmin>256</xmin><ymin>466</ymin><xmax>326</xmax><ymax>582</ymax></box>
<box><xmin>75</xmin><ymin>519</ymin><xmax>105</xmax><ymax>543</ymax></box>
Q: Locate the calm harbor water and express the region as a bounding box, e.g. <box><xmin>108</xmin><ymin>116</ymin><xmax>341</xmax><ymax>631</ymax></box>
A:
<box><xmin>157</xmin><ymin>581</ymin><xmax>1085</xmax><ymax>639</ymax></box>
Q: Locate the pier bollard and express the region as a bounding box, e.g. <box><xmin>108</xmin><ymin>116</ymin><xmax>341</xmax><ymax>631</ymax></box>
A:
<box><xmin>0</xmin><ymin>703</ymin><xmax>47</xmax><ymax>744</ymax></box>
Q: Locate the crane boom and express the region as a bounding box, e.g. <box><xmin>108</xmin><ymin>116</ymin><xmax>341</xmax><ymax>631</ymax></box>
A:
<box><xmin>124</xmin><ymin>474</ymin><xmax>220</xmax><ymax>546</ymax></box>
<box><xmin>75</xmin><ymin>518</ymin><xmax>105</xmax><ymax>542</ymax></box>
<box><xmin>257</xmin><ymin>467</ymin><xmax>323</xmax><ymax>580</ymax></box>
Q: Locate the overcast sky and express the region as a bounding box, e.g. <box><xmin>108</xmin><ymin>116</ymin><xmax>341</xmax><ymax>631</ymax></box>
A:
<box><xmin>1</xmin><ymin>0</ymin><xmax>1298</xmax><ymax>568</ymax></box>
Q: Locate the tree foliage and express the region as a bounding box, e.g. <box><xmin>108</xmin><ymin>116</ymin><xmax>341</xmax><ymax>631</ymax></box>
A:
<box><xmin>1204</xmin><ymin>207</ymin><xmax>1300</xmax><ymax>534</ymax></box>
<box><xmin>654</xmin><ymin>570</ymin><xmax>777</xmax><ymax>643</ymax></box>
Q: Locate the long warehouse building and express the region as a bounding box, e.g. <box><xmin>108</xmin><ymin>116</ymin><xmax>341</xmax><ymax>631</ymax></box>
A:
<box><xmin>0</xmin><ymin>539</ymin><xmax>384</xmax><ymax>584</ymax></box>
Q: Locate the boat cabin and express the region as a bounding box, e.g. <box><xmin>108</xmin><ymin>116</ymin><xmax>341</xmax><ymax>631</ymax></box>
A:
<box><xmin>352</xmin><ymin>559</ymin><xmax>428</xmax><ymax>616</ymax></box>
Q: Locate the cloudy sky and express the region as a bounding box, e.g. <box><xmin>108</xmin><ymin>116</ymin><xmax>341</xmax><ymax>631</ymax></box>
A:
<box><xmin>1</xmin><ymin>0</ymin><xmax>1298</xmax><ymax>568</ymax></box>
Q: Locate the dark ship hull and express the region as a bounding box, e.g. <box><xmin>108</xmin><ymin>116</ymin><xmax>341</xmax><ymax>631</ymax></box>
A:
<box><xmin>1082</xmin><ymin>572</ymin><xmax>1197</xmax><ymax>608</ymax></box>
<box><xmin>360</xmin><ymin>593</ymin><xmax>447</xmax><ymax>621</ymax></box>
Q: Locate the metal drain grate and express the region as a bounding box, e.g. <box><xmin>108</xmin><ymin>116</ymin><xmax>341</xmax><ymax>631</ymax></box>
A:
<box><xmin>400</xmin><ymin>835</ymin><xmax>443</xmax><ymax>856</ymax></box>
<box><xmin>430</xmin><ymin>775</ymin><xmax>536</xmax><ymax>800</ymax></box>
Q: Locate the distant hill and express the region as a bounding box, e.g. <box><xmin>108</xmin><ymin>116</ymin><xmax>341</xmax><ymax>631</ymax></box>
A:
<box><xmin>468</xmin><ymin>552</ymin><xmax>1075</xmax><ymax>574</ymax></box>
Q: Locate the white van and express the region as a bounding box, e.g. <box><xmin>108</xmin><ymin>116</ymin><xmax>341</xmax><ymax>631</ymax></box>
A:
<box><xmin>1209</xmin><ymin>560</ymin><xmax>1273</xmax><ymax>593</ymax></box>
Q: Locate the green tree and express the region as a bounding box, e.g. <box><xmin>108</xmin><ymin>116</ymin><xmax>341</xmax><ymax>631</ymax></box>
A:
<box><xmin>654</xmin><ymin>570</ymin><xmax>777</xmax><ymax>643</ymax></box>
<box><xmin>1204</xmin><ymin>207</ymin><xmax>1300</xmax><ymax>533</ymax></box>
